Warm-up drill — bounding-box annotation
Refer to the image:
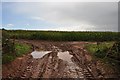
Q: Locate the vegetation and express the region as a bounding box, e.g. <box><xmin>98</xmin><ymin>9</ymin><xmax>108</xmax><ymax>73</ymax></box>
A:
<box><xmin>6</xmin><ymin>30</ymin><xmax>119</xmax><ymax>41</ymax></box>
<box><xmin>85</xmin><ymin>41</ymin><xmax>120</xmax><ymax>72</ymax></box>
<box><xmin>2</xmin><ymin>42</ymin><xmax>31</xmax><ymax>64</ymax></box>
<box><xmin>85</xmin><ymin>42</ymin><xmax>114</xmax><ymax>58</ymax></box>
<box><xmin>15</xmin><ymin>43</ymin><xmax>31</xmax><ymax>57</ymax></box>
<box><xmin>2</xmin><ymin>30</ymin><xmax>120</xmax><ymax>67</ymax></box>
<box><xmin>2</xmin><ymin>30</ymin><xmax>31</xmax><ymax>64</ymax></box>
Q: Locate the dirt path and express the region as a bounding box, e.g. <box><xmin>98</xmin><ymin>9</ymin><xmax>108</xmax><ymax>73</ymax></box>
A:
<box><xmin>2</xmin><ymin>40</ymin><xmax>118</xmax><ymax>79</ymax></box>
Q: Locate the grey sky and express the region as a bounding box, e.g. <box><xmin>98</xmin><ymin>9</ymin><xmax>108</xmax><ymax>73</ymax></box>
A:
<box><xmin>2</xmin><ymin>2</ymin><xmax>118</xmax><ymax>31</ymax></box>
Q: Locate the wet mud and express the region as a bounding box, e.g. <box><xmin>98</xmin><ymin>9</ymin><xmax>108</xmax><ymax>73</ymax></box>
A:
<box><xmin>2</xmin><ymin>40</ymin><xmax>119</xmax><ymax>79</ymax></box>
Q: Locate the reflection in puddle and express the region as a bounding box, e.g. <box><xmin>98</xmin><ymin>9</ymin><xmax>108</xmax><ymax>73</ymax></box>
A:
<box><xmin>58</xmin><ymin>51</ymin><xmax>73</xmax><ymax>62</ymax></box>
<box><xmin>31</xmin><ymin>51</ymin><xmax>52</xmax><ymax>58</ymax></box>
<box><xmin>58</xmin><ymin>51</ymin><xmax>83</xmax><ymax>78</ymax></box>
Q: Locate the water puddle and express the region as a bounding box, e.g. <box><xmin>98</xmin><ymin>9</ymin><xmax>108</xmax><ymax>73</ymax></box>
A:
<box><xmin>58</xmin><ymin>51</ymin><xmax>73</xmax><ymax>62</ymax></box>
<box><xmin>58</xmin><ymin>51</ymin><xmax>84</xmax><ymax>78</ymax></box>
<box><xmin>31</xmin><ymin>51</ymin><xmax>52</xmax><ymax>58</ymax></box>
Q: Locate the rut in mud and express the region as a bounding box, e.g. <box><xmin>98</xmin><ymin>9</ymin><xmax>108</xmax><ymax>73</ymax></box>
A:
<box><xmin>2</xmin><ymin>40</ymin><xmax>118</xmax><ymax>79</ymax></box>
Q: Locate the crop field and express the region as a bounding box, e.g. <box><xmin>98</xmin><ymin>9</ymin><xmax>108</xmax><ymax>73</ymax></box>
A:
<box><xmin>6</xmin><ymin>30</ymin><xmax>119</xmax><ymax>41</ymax></box>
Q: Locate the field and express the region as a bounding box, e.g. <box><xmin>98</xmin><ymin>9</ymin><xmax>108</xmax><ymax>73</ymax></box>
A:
<box><xmin>6</xmin><ymin>30</ymin><xmax>119</xmax><ymax>41</ymax></box>
<box><xmin>2</xmin><ymin>30</ymin><xmax>120</xmax><ymax>78</ymax></box>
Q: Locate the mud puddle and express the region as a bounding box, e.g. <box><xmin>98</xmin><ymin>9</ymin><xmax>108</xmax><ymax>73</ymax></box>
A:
<box><xmin>58</xmin><ymin>51</ymin><xmax>72</xmax><ymax>62</ymax></box>
<box><xmin>58</xmin><ymin>51</ymin><xmax>84</xmax><ymax>78</ymax></box>
<box><xmin>3</xmin><ymin>40</ymin><xmax>118</xmax><ymax>78</ymax></box>
<box><xmin>31</xmin><ymin>51</ymin><xmax>52</xmax><ymax>58</ymax></box>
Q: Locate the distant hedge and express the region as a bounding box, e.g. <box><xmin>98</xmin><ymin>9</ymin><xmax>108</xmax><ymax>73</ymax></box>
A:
<box><xmin>4</xmin><ymin>30</ymin><xmax>120</xmax><ymax>41</ymax></box>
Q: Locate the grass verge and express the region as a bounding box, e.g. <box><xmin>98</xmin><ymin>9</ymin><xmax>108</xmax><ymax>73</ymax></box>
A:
<box><xmin>85</xmin><ymin>41</ymin><xmax>120</xmax><ymax>73</ymax></box>
<box><xmin>2</xmin><ymin>42</ymin><xmax>31</xmax><ymax>64</ymax></box>
<box><xmin>85</xmin><ymin>42</ymin><xmax>114</xmax><ymax>58</ymax></box>
<box><xmin>15</xmin><ymin>43</ymin><xmax>31</xmax><ymax>57</ymax></box>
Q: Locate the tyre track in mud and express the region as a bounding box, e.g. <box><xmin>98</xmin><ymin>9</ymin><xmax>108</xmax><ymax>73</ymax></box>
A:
<box><xmin>27</xmin><ymin>40</ymin><xmax>95</xmax><ymax>79</ymax></box>
<box><xmin>2</xmin><ymin>40</ymin><xmax>105</xmax><ymax>79</ymax></box>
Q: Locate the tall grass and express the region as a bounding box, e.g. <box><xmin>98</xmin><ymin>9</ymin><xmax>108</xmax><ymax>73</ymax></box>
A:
<box><xmin>85</xmin><ymin>42</ymin><xmax>120</xmax><ymax>72</ymax></box>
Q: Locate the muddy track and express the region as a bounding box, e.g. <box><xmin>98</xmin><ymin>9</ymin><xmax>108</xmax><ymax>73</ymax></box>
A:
<box><xmin>28</xmin><ymin>40</ymin><xmax>95</xmax><ymax>78</ymax></box>
<box><xmin>2</xmin><ymin>40</ymin><xmax>118</xmax><ymax>79</ymax></box>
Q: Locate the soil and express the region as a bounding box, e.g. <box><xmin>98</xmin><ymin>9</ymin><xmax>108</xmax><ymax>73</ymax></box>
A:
<box><xmin>2</xmin><ymin>39</ymin><xmax>119</xmax><ymax>79</ymax></box>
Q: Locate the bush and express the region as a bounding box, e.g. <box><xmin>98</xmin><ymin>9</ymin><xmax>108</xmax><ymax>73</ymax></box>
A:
<box><xmin>85</xmin><ymin>41</ymin><xmax>120</xmax><ymax>72</ymax></box>
<box><xmin>95</xmin><ymin>49</ymin><xmax>107</xmax><ymax>58</ymax></box>
<box><xmin>2</xmin><ymin>30</ymin><xmax>31</xmax><ymax>64</ymax></box>
<box><xmin>2</xmin><ymin>54</ymin><xmax>15</xmax><ymax>64</ymax></box>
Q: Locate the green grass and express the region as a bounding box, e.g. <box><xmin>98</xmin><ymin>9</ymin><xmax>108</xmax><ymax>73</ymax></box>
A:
<box><xmin>2</xmin><ymin>42</ymin><xmax>31</xmax><ymax>64</ymax></box>
<box><xmin>2</xmin><ymin>54</ymin><xmax>15</xmax><ymax>64</ymax></box>
<box><xmin>85</xmin><ymin>42</ymin><xmax>114</xmax><ymax>58</ymax></box>
<box><xmin>85</xmin><ymin>42</ymin><xmax>120</xmax><ymax>72</ymax></box>
<box><xmin>2</xmin><ymin>30</ymin><xmax>32</xmax><ymax>64</ymax></box>
<box><xmin>15</xmin><ymin>43</ymin><xmax>31</xmax><ymax>57</ymax></box>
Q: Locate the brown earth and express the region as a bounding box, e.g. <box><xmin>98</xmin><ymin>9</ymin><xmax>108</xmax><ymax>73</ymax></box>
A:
<box><xmin>2</xmin><ymin>40</ymin><xmax>119</xmax><ymax>79</ymax></box>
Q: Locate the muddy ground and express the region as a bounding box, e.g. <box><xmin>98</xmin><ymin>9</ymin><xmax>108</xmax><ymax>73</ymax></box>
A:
<box><xmin>2</xmin><ymin>40</ymin><xmax>119</xmax><ymax>79</ymax></box>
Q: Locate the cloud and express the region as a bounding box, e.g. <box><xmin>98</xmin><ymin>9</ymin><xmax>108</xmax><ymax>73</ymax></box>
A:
<box><xmin>31</xmin><ymin>17</ymin><xmax>45</xmax><ymax>21</ymax></box>
<box><xmin>26</xmin><ymin>23</ymin><xmax>30</xmax><ymax>26</ymax></box>
<box><xmin>3</xmin><ymin>2</ymin><xmax>118</xmax><ymax>31</ymax></box>
<box><xmin>0</xmin><ymin>24</ymin><xmax>2</xmax><ymax>27</ymax></box>
<box><xmin>6</xmin><ymin>24</ymin><xmax>14</xmax><ymax>27</ymax></box>
<box><xmin>2</xmin><ymin>0</ymin><xmax>119</xmax><ymax>2</ymax></box>
<box><xmin>52</xmin><ymin>24</ymin><xmax>96</xmax><ymax>31</ymax></box>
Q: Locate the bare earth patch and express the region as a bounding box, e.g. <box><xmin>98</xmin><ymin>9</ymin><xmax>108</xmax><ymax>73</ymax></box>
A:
<box><xmin>2</xmin><ymin>40</ymin><xmax>119</xmax><ymax>79</ymax></box>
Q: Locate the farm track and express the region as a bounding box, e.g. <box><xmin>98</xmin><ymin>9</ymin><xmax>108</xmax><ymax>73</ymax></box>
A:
<box><xmin>2</xmin><ymin>40</ymin><xmax>118</xmax><ymax>79</ymax></box>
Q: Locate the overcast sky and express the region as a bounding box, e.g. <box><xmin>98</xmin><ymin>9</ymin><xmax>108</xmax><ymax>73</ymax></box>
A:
<box><xmin>2</xmin><ymin>0</ymin><xmax>119</xmax><ymax>2</ymax></box>
<box><xmin>1</xmin><ymin>2</ymin><xmax>118</xmax><ymax>32</ymax></box>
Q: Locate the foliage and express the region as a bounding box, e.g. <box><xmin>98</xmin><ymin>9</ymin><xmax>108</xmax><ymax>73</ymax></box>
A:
<box><xmin>107</xmin><ymin>41</ymin><xmax>120</xmax><ymax>60</ymax></box>
<box><xmin>2</xmin><ymin>30</ymin><xmax>15</xmax><ymax>55</ymax></box>
<box><xmin>2</xmin><ymin>54</ymin><xmax>15</xmax><ymax>64</ymax></box>
<box><xmin>2</xmin><ymin>30</ymin><xmax>31</xmax><ymax>64</ymax></box>
<box><xmin>2</xmin><ymin>30</ymin><xmax>15</xmax><ymax>64</ymax></box>
<box><xmin>6</xmin><ymin>30</ymin><xmax>119</xmax><ymax>41</ymax></box>
<box><xmin>85</xmin><ymin>41</ymin><xmax>120</xmax><ymax>72</ymax></box>
<box><xmin>15</xmin><ymin>43</ymin><xmax>31</xmax><ymax>57</ymax></box>
<box><xmin>85</xmin><ymin>42</ymin><xmax>114</xmax><ymax>58</ymax></box>
<box><xmin>2</xmin><ymin>42</ymin><xmax>31</xmax><ymax>64</ymax></box>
